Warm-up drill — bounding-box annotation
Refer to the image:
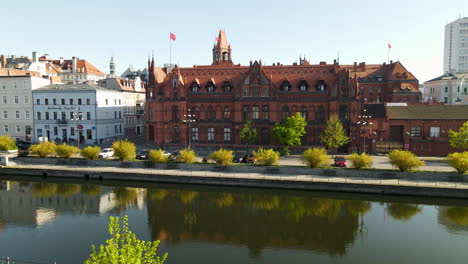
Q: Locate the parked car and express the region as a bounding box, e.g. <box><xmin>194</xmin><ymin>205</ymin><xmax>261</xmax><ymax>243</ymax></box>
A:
<box><xmin>99</xmin><ymin>148</ymin><xmax>114</xmax><ymax>159</ymax></box>
<box><xmin>333</xmin><ymin>156</ymin><xmax>347</xmax><ymax>167</ymax></box>
<box><xmin>242</xmin><ymin>152</ymin><xmax>257</xmax><ymax>164</ymax></box>
<box><xmin>232</xmin><ymin>151</ymin><xmax>246</xmax><ymax>163</ymax></box>
<box><xmin>136</xmin><ymin>150</ymin><xmax>149</xmax><ymax>160</ymax></box>
<box><xmin>168</xmin><ymin>151</ymin><xmax>180</xmax><ymax>162</ymax></box>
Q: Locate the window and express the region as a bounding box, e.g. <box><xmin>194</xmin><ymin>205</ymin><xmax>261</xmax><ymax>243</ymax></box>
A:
<box><xmin>190</xmin><ymin>82</ymin><xmax>199</xmax><ymax>92</ymax></box>
<box><xmin>78</xmin><ymin>99</ymin><xmax>82</xmax><ymax>105</ymax></box>
<box><xmin>13</xmin><ymin>82</ymin><xmax>17</xmax><ymax>89</ymax></box>
<box><xmin>61</xmin><ymin>112</ymin><xmax>66</xmax><ymax>121</ymax></box>
<box><xmin>105</xmin><ymin>99</ymin><xmax>108</xmax><ymax>105</ymax></box>
<box><xmin>378</xmin><ymin>87</ymin><xmax>382</xmax><ymax>94</ymax></box>
<box><xmin>115</xmin><ymin>125</ymin><xmax>118</xmax><ymax>133</ymax></box>
<box><xmin>300</xmin><ymin>105</ymin><xmax>307</xmax><ymax>119</ymax></box>
<box><xmin>2</xmin><ymin>96</ymin><xmax>6</xmax><ymax>104</ymax></box>
<box><xmin>223</xmin><ymin>81</ymin><xmax>231</xmax><ymax>92</ymax></box>
<box><xmin>172</xmin><ymin>126</ymin><xmax>180</xmax><ymax>143</ymax></box>
<box><xmin>119</xmin><ymin>111</ymin><xmax>122</xmax><ymax>119</ymax></box>
<box><xmin>45</xmin><ymin>99</ymin><xmax>49</xmax><ymax>105</ymax></box>
<box><xmin>243</xmin><ymin>105</ymin><xmax>250</xmax><ymax>121</ymax></box>
<box><xmin>430</xmin><ymin>127</ymin><xmax>440</xmax><ymax>137</ymax></box>
<box><xmin>70</xmin><ymin>99</ymin><xmax>74</xmax><ymax>105</ymax></box>
<box><xmin>206</xmin><ymin>82</ymin><xmax>215</xmax><ymax>92</ymax></box>
<box><xmin>281</xmin><ymin>81</ymin><xmax>291</xmax><ymax>91</ymax></box>
<box><xmin>317</xmin><ymin>80</ymin><xmax>326</xmax><ymax>91</ymax></box>
<box><xmin>263</xmin><ymin>88</ymin><xmax>269</xmax><ymax>97</ymax></box>
<box><xmin>192</xmin><ymin>127</ymin><xmax>199</xmax><ymax>141</ymax></box>
<box><xmin>14</xmin><ymin>96</ymin><xmax>19</xmax><ymax>104</ymax></box>
<box><xmin>252</xmin><ymin>106</ymin><xmax>260</xmax><ymax>119</ymax></box>
<box><xmin>16</xmin><ymin>126</ymin><xmax>21</xmax><ymax>133</ymax></box>
<box><xmin>87</xmin><ymin>129</ymin><xmax>93</xmax><ymax>139</ymax></box>
<box><xmin>223</xmin><ymin>106</ymin><xmax>230</xmax><ymax>119</ymax></box>
<box><xmin>317</xmin><ymin>105</ymin><xmax>325</xmax><ymax>122</ymax></box>
<box><xmin>262</xmin><ymin>105</ymin><xmax>269</xmax><ymax>119</ymax></box>
<box><xmin>118</xmin><ymin>99</ymin><xmax>121</xmax><ymax>105</ymax></box>
<box><xmin>369</xmin><ymin>87</ymin><xmax>374</xmax><ymax>96</ymax></box>
<box><xmin>445</xmin><ymin>87</ymin><xmax>448</xmax><ymax>93</ymax></box>
<box><xmin>61</xmin><ymin>98</ymin><xmax>65</xmax><ymax>105</ymax></box>
<box><xmin>87</xmin><ymin>98</ymin><xmax>91</xmax><ymax>105</ymax></box>
<box><xmin>53</xmin><ymin>112</ymin><xmax>57</xmax><ymax>120</ymax></box>
<box><xmin>45</xmin><ymin>112</ymin><xmax>49</xmax><ymax>120</ymax></box>
<box><xmin>3</xmin><ymin>110</ymin><xmax>7</xmax><ymax>119</ymax></box>
<box><xmin>208</xmin><ymin>128</ymin><xmax>214</xmax><ymax>141</ymax></box>
<box><xmin>53</xmin><ymin>126</ymin><xmax>58</xmax><ymax>136</ymax></box>
<box><xmin>70</xmin><ymin>127</ymin><xmax>75</xmax><ymax>136</ymax></box>
<box><xmin>25</xmin><ymin>96</ymin><xmax>29</xmax><ymax>104</ymax></box>
<box><xmin>299</xmin><ymin>80</ymin><xmax>308</xmax><ymax>91</ymax></box>
<box><xmin>411</xmin><ymin>127</ymin><xmax>422</xmax><ymax>137</ymax></box>
<box><xmin>36</xmin><ymin>98</ymin><xmax>40</xmax><ymax>105</ymax></box>
<box><xmin>172</xmin><ymin>79</ymin><xmax>178</xmax><ymax>88</ymax></box>
<box><xmin>243</xmin><ymin>87</ymin><xmax>249</xmax><ymax>96</ymax></box>
<box><xmin>224</xmin><ymin>127</ymin><xmax>231</xmax><ymax>141</ymax></box>
<box><xmin>281</xmin><ymin>105</ymin><xmax>290</xmax><ymax>120</ymax></box>
<box><xmin>252</xmin><ymin>87</ymin><xmax>259</xmax><ymax>96</ymax></box>
<box><xmin>208</xmin><ymin>105</ymin><xmax>215</xmax><ymax>120</ymax></box>
<box><xmin>4</xmin><ymin>125</ymin><xmax>9</xmax><ymax>133</ymax></box>
<box><xmin>25</xmin><ymin>110</ymin><xmax>30</xmax><ymax>118</ymax></box>
<box><xmin>359</xmin><ymin>87</ymin><xmax>365</xmax><ymax>95</ymax></box>
<box><xmin>37</xmin><ymin>112</ymin><xmax>41</xmax><ymax>120</ymax></box>
<box><xmin>37</xmin><ymin>129</ymin><xmax>43</xmax><ymax>137</ymax></box>
<box><xmin>87</xmin><ymin>112</ymin><xmax>91</xmax><ymax>120</ymax></box>
<box><xmin>69</xmin><ymin>112</ymin><xmax>73</xmax><ymax>120</ymax></box>
<box><xmin>444</xmin><ymin>97</ymin><xmax>448</xmax><ymax>103</ymax></box>
<box><xmin>149</xmin><ymin>109</ymin><xmax>153</xmax><ymax>120</ymax></box>
<box><xmin>114</xmin><ymin>111</ymin><xmax>117</xmax><ymax>119</ymax></box>
<box><xmin>1</xmin><ymin>82</ymin><xmax>6</xmax><ymax>89</ymax></box>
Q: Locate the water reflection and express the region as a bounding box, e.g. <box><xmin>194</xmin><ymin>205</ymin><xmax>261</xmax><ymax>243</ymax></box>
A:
<box><xmin>386</xmin><ymin>203</ymin><xmax>422</xmax><ymax>221</ymax></box>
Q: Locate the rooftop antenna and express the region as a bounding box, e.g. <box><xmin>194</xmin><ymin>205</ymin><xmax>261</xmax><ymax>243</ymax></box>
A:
<box><xmin>337</xmin><ymin>50</ymin><xmax>340</xmax><ymax>64</ymax></box>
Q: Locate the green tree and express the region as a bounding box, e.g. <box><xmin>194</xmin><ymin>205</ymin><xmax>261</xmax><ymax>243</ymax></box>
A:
<box><xmin>84</xmin><ymin>215</ymin><xmax>168</xmax><ymax>264</ymax></box>
<box><xmin>272</xmin><ymin>112</ymin><xmax>307</xmax><ymax>155</ymax></box>
<box><xmin>320</xmin><ymin>114</ymin><xmax>350</xmax><ymax>155</ymax></box>
<box><xmin>112</xmin><ymin>140</ymin><xmax>136</xmax><ymax>161</ymax></box>
<box><xmin>240</xmin><ymin>120</ymin><xmax>258</xmax><ymax>146</ymax></box>
<box><xmin>0</xmin><ymin>135</ymin><xmax>18</xmax><ymax>151</ymax></box>
<box><xmin>448</xmin><ymin>121</ymin><xmax>468</xmax><ymax>150</ymax></box>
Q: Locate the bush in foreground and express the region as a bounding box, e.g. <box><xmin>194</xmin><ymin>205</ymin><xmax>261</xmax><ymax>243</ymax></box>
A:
<box><xmin>0</xmin><ymin>135</ymin><xmax>18</xmax><ymax>151</ymax></box>
<box><xmin>81</xmin><ymin>146</ymin><xmax>101</xmax><ymax>160</ymax></box>
<box><xmin>348</xmin><ymin>153</ymin><xmax>373</xmax><ymax>170</ymax></box>
<box><xmin>148</xmin><ymin>149</ymin><xmax>169</xmax><ymax>163</ymax></box>
<box><xmin>447</xmin><ymin>152</ymin><xmax>468</xmax><ymax>174</ymax></box>
<box><xmin>209</xmin><ymin>148</ymin><xmax>233</xmax><ymax>165</ymax></box>
<box><xmin>254</xmin><ymin>148</ymin><xmax>280</xmax><ymax>166</ymax></box>
<box><xmin>301</xmin><ymin>148</ymin><xmax>329</xmax><ymax>168</ymax></box>
<box><xmin>55</xmin><ymin>143</ymin><xmax>80</xmax><ymax>158</ymax></box>
<box><xmin>28</xmin><ymin>141</ymin><xmax>57</xmax><ymax>158</ymax></box>
<box><xmin>112</xmin><ymin>140</ymin><xmax>136</xmax><ymax>161</ymax></box>
<box><xmin>177</xmin><ymin>148</ymin><xmax>197</xmax><ymax>164</ymax></box>
<box><xmin>387</xmin><ymin>150</ymin><xmax>424</xmax><ymax>172</ymax></box>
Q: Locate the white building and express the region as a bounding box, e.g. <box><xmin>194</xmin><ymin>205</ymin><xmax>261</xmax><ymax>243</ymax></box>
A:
<box><xmin>37</xmin><ymin>55</ymin><xmax>105</xmax><ymax>84</ymax></box>
<box><xmin>423</xmin><ymin>72</ymin><xmax>468</xmax><ymax>104</ymax></box>
<box><xmin>444</xmin><ymin>17</ymin><xmax>468</xmax><ymax>74</ymax></box>
<box><xmin>0</xmin><ymin>75</ymin><xmax>50</xmax><ymax>140</ymax></box>
<box><xmin>98</xmin><ymin>77</ymin><xmax>146</xmax><ymax>138</ymax></box>
<box><xmin>32</xmin><ymin>84</ymin><xmax>124</xmax><ymax>144</ymax></box>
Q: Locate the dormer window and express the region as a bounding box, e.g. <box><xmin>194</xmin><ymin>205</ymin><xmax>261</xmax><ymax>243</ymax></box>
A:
<box><xmin>317</xmin><ymin>80</ymin><xmax>326</xmax><ymax>91</ymax></box>
<box><xmin>299</xmin><ymin>80</ymin><xmax>308</xmax><ymax>91</ymax></box>
<box><xmin>206</xmin><ymin>81</ymin><xmax>215</xmax><ymax>92</ymax></box>
<box><xmin>191</xmin><ymin>82</ymin><xmax>199</xmax><ymax>92</ymax></box>
<box><xmin>172</xmin><ymin>79</ymin><xmax>178</xmax><ymax>88</ymax></box>
<box><xmin>223</xmin><ymin>81</ymin><xmax>232</xmax><ymax>92</ymax></box>
<box><xmin>281</xmin><ymin>81</ymin><xmax>291</xmax><ymax>91</ymax></box>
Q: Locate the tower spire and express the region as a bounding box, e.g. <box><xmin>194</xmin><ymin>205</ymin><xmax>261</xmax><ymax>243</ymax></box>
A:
<box><xmin>212</xmin><ymin>29</ymin><xmax>233</xmax><ymax>65</ymax></box>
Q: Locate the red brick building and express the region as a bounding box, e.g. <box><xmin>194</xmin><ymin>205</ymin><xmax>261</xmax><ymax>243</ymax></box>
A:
<box><xmin>145</xmin><ymin>30</ymin><xmax>423</xmax><ymax>151</ymax></box>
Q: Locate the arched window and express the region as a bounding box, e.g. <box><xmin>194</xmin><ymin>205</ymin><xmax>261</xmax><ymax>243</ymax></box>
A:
<box><xmin>223</xmin><ymin>81</ymin><xmax>232</xmax><ymax>92</ymax></box>
<box><xmin>206</xmin><ymin>81</ymin><xmax>215</xmax><ymax>92</ymax></box>
<box><xmin>317</xmin><ymin>80</ymin><xmax>326</xmax><ymax>91</ymax></box>
<box><xmin>299</xmin><ymin>80</ymin><xmax>308</xmax><ymax>91</ymax></box>
<box><xmin>282</xmin><ymin>105</ymin><xmax>290</xmax><ymax>120</ymax></box>
<box><xmin>191</xmin><ymin>82</ymin><xmax>199</xmax><ymax>92</ymax></box>
<box><xmin>222</xmin><ymin>52</ymin><xmax>229</xmax><ymax>61</ymax></box>
<box><xmin>281</xmin><ymin>81</ymin><xmax>291</xmax><ymax>91</ymax></box>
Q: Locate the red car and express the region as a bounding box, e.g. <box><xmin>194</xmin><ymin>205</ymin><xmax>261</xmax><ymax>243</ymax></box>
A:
<box><xmin>333</xmin><ymin>156</ymin><xmax>347</xmax><ymax>167</ymax></box>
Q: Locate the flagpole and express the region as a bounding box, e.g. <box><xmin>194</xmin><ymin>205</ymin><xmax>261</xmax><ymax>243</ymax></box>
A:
<box><xmin>387</xmin><ymin>42</ymin><xmax>390</xmax><ymax>64</ymax></box>
<box><xmin>170</xmin><ymin>34</ymin><xmax>172</xmax><ymax>67</ymax></box>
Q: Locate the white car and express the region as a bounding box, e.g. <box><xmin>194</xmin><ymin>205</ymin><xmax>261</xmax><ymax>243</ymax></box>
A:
<box><xmin>99</xmin><ymin>148</ymin><xmax>114</xmax><ymax>159</ymax></box>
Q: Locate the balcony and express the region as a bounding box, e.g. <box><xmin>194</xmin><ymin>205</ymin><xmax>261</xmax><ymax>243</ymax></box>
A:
<box><xmin>56</xmin><ymin>119</ymin><xmax>68</xmax><ymax>125</ymax></box>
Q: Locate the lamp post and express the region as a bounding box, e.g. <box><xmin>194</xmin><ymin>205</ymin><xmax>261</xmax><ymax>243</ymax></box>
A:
<box><xmin>71</xmin><ymin>108</ymin><xmax>83</xmax><ymax>149</ymax></box>
<box><xmin>183</xmin><ymin>108</ymin><xmax>196</xmax><ymax>149</ymax></box>
<box><xmin>357</xmin><ymin>108</ymin><xmax>373</xmax><ymax>154</ymax></box>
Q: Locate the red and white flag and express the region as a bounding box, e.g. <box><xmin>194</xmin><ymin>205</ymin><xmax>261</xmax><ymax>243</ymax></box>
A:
<box><xmin>388</xmin><ymin>43</ymin><xmax>392</xmax><ymax>49</ymax></box>
<box><xmin>170</xmin><ymin>32</ymin><xmax>176</xmax><ymax>41</ymax></box>
<box><xmin>215</xmin><ymin>37</ymin><xmax>221</xmax><ymax>43</ymax></box>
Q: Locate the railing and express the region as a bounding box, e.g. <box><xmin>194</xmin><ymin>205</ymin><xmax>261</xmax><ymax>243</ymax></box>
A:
<box><xmin>0</xmin><ymin>257</ymin><xmax>56</xmax><ymax>264</ymax></box>
<box><xmin>56</xmin><ymin>119</ymin><xmax>68</xmax><ymax>125</ymax></box>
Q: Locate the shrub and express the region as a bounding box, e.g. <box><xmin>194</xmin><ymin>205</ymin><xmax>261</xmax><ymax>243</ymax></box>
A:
<box><xmin>387</xmin><ymin>150</ymin><xmax>424</xmax><ymax>172</ymax></box>
<box><xmin>81</xmin><ymin>146</ymin><xmax>101</xmax><ymax>160</ymax></box>
<box><xmin>112</xmin><ymin>140</ymin><xmax>136</xmax><ymax>161</ymax></box>
<box><xmin>254</xmin><ymin>148</ymin><xmax>280</xmax><ymax>166</ymax></box>
<box><xmin>55</xmin><ymin>143</ymin><xmax>80</xmax><ymax>158</ymax></box>
<box><xmin>301</xmin><ymin>148</ymin><xmax>329</xmax><ymax>168</ymax></box>
<box><xmin>447</xmin><ymin>152</ymin><xmax>468</xmax><ymax>174</ymax></box>
<box><xmin>148</xmin><ymin>149</ymin><xmax>169</xmax><ymax>163</ymax></box>
<box><xmin>28</xmin><ymin>141</ymin><xmax>57</xmax><ymax>158</ymax></box>
<box><xmin>177</xmin><ymin>148</ymin><xmax>197</xmax><ymax>164</ymax></box>
<box><xmin>208</xmin><ymin>148</ymin><xmax>233</xmax><ymax>165</ymax></box>
<box><xmin>0</xmin><ymin>135</ymin><xmax>18</xmax><ymax>151</ymax></box>
<box><xmin>348</xmin><ymin>153</ymin><xmax>373</xmax><ymax>170</ymax></box>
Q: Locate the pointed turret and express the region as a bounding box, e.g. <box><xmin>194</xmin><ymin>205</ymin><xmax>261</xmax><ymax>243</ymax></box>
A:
<box><xmin>109</xmin><ymin>56</ymin><xmax>116</xmax><ymax>77</ymax></box>
<box><xmin>212</xmin><ymin>29</ymin><xmax>233</xmax><ymax>66</ymax></box>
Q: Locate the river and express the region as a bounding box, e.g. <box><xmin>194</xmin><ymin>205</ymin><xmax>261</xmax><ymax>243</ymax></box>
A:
<box><xmin>1</xmin><ymin>176</ymin><xmax>468</xmax><ymax>264</ymax></box>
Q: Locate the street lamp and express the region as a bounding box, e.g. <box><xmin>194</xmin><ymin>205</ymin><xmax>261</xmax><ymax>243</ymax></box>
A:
<box><xmin>183</xmin><ymin>108</ymin><xmax>196</xmax><ymax>149</ymax></box>
<box><xmin>71</xmin><ymin>108</ymin><xmax>83</xmax><ymax>149</ymax></box>
<box><xmin>357</xmin><ymin>109</ymin><xmax>373</xmax><ymax>154</ymax></box>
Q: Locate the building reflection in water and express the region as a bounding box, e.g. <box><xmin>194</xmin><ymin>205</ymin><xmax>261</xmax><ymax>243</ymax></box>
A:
<box><xmin>146</xmin><ymin>187</ymin><xmax>372</xmax><ymax>257</ymax></box>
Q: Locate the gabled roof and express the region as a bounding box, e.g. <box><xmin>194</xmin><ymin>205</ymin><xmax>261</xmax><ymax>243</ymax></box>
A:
<box><xmin>425</xmin><ymin>72</ymin><xmax>468</xmax><ymax>83</ymax></box>
<box><xmin>51</xmin><ymin>58</ymin><xmax>105</xmax><ymax>76</ymax></box>
<box><xmin>387</xmin><ymin>104</ymin><xmax>468</xmax><ymax>120</ymax></box>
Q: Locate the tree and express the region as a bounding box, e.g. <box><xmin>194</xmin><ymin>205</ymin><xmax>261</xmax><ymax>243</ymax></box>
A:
<box><xmin>449</xmin><ymin>121</ymin><xmax>468</xmax><ymax>150</ymax></box>
<box><xmin>85</xmin><ymin>215</ymin><xmax>168</xmax><ymax>264</ymax></box>
<box><xmin>0</xmin><ymin>135</ymin><xmax>18</xmax><ymax>151</ymax></box>
<box><xmin>240</xmin><ymin>120</ymin><xmax>258</xmax><ymax>146</ymax></box>
<box><xmin>320</xmin><ymin>114</ymin><xmax>350</xmax><ymax>155</ymax></box>
<box><xmin>112</xmin><ymin>140</ymin><xmax>136</xmax><ymax>161</ymax></box>
<box><xmin>272</xmin><ymin>112</ymin><xmax>307</xmax><ymax>155</ymax></box>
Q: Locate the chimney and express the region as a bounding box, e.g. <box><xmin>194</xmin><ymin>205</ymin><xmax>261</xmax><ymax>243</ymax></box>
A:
<box><xmin>32</xmin><ymin>51</ymin><xmax>38</xmax><ymax>62</ymax></box>
<box><xmin>60</xmin><ymin>57</ymin><xmax>64</xmax><ymax>64</ymax></box>
<box><xmin>72</xmin><ymin>57</ymin><xmax>77</xmax><ymax>73</ymax></box>
<box><xmin>319</xmin><ymin>61</ymin><xmax>326</xmax><ymax>65</ymax></box>
<box><xmin>0</xmin><ymin>55</ymin><xmax>6</xmax><ymax>68</ymax></box>
<box><xmin>353</xmin><ymin>62</ymin><xmax>357</xmax><ymax>71</ymax></box>
<box><xmin>390</xmin><ymin>60</ymin><xmax>393</xmax><ymax>64</ymax></box>
<box><xmin>359</xmin><ymin>62</ymin><xmax>366</xmax><ymax>71</ymax></box>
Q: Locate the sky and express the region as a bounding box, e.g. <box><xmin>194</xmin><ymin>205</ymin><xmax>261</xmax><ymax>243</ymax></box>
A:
<box><xmin>1</xmin><ymin>0</ymin><xmax>466</xmax><ymax>82</ymax></box>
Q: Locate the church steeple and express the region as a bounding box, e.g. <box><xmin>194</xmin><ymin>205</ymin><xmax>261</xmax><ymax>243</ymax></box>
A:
<box><xmin>110</xmin><ymin>56</ymin><xmax>116</xmax><ymax>77</ymax></box>
<box><xmin>212</xmin><ymin>29</ymin><xmax>233</xmax><ymax>65</ymax></box>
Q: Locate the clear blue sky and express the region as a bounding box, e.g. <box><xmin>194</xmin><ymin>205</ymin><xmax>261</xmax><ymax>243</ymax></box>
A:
<box><xmin>1</xmin><ymin>0</ymin><xmax>466</xmax><ymax>82</ymax></box>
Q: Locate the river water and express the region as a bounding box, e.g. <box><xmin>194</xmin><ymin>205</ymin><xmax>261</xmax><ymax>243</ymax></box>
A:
<box><xmin>1</xmin><ymin>177</ymin><xmax>468</xmax><ymax>264</ymax></box>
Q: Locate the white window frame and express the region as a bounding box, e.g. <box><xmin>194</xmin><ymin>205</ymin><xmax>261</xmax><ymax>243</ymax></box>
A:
<box><xmin>430</xmin><ymin>127</ymin><xmax>440</xmax><ymax>137</ymax></box>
